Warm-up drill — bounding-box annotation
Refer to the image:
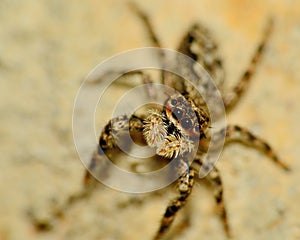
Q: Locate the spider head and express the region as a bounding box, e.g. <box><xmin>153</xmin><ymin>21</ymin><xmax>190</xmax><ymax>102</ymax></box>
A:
<box><xmin>164</xmin><ymin>94</ymin><xmax>210</xmax><ymax>140</ymax></box>
<box><xmin>143</xmin><ymin>93</ymin><xmax>210</xmax><ymax>159</ymax></box>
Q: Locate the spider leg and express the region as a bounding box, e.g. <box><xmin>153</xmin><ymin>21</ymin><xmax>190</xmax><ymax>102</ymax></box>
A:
<box><xmin>153</xmin><ymin>165</ymin><xmax>195</xmax><ymax>240</ymax></box>
<box><xmin>132</xmin><ymin>70</ymin><xmax>158</xmax><ymax>100</ymax></box>
<box><xmin>174</xmin><ymin>23</ymin><xmax>225</xmax><ymax>110</ymax></box>
<box><xmin>223</xmin><ymin>19</ymin><xmax>274</xmax><ymax>111</ymax></box>
<box><xmin>84</xmin><ymin>114</ymin><xmax>144</xmax><ymax>185</ymax></box>
<box><xmin>88</xmin><ymin>70</ymin><xmax>157</xmax><ymax>100</ymax></box>
<box><xmin>220</xmin><ymin>124</ymin><xmax>290</xmax><ymax>171</ymax></box>
<box><xmin>128</xmin><ymin>70</ymin><xmax>159</xmax><ymax>100</ymax></box>
<box><xmin>128</xmin><ymin>1</ymin><xmax>161</xmax><ymax>48</ymax></box>
<box><xmin>177</xmin><ymin>23</ymin><xmax>224</xmax><ymax>90</ymax></box>
<box><xmin>206</xmin><ymin>165</ymin><xmax>231</xmax><ymax>238</ymax></box>
<box><xmin>30</xmin><ymin>115</ymin><xmax>145</xmax><ymax>230</ymax></box>
<box><xmin>128</xmin><ymin>1</ymin><xmax>169</xmax><ymax>88</ymax></box>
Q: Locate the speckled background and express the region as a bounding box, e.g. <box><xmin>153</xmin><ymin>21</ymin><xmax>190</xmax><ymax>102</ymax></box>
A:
<box><xmin>1</xmin><ymin>0</ymin><xmax>299</xmax><ymax>240</ymax></box>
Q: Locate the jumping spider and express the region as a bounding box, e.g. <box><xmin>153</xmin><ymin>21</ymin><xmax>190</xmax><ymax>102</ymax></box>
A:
<box><xmin>33</xmin><ymin>2</ymin><xmax>290</xmax><ymax>239</ymax></box>
<box><xmin>82</xmin><ymin>3</ymin><xmax>290</xmax><ymax>239</ymax></box>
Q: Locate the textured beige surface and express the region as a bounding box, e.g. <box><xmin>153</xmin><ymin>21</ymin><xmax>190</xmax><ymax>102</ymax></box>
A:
<box><xmin>1</xmin><ymin>0</ymin><xmax>300</xmax><ymax>240</ymax></box>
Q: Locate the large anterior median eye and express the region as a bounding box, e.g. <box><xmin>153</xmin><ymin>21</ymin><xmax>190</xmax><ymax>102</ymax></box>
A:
<box><xmin>180</xmin><ymin>118</ymin><xmax>193</xmax><ymax>130</ymax></box>
<box><xmin>172</xmin><ymin>107</ymin><xmax>183</xmax><ymax>120</ymax></box>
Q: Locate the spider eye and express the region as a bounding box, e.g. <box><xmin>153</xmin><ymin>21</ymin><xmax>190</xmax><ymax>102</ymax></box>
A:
<box><xmin>171</xmin><ymin>99</ymin><xmax>177</xmax><ymax>106</ymax></box>
<box><xmin>172</xmin><ymin>107</ymin><xmax>183</xmax><ymax>120</ymax></box>
<box><xmin>180</xmin><ymin>118</ymin><xmax>193</xmax><ymax>130</ymax></box>
<box><xmin>194</xmin><ymin>125</ymin><xmax>200</xmax><ymax>133</ymax></box>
